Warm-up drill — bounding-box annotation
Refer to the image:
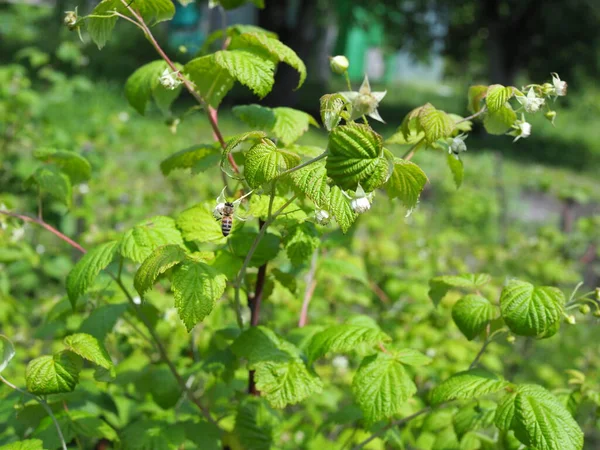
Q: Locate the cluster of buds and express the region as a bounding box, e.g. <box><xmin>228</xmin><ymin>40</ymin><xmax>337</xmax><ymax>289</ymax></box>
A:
<box><xmin>449</xmin><ymin>133</ymin><xmax>468</xmax><ymax>157</ymax></box>
<box><xmin>64</xmin><ymin>9</ymin><xmax>80</xmax><ymax>31</ymax></box>
<box><xmin>159</xmin><ymin>68</ymin><xmax>182</xmax><ymax>90</ymax></box>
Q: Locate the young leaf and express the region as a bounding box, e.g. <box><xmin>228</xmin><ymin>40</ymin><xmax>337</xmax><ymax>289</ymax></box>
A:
<box><xmin>386</xmin><ymin>159</ymin><xmax>428</xmax><ymax>210</ymax></box>
<box><xmin>485</xmin><ymin>84</ymin><xmax>514</xmax><ymax>112</ymax></box>
<box><xmin>500</xmin><ymin>280</ymin><xmax>565</xmax><ymax>337</ymax></box>
<box><xmin>452</xmin><ymin>295</ymin><xmax>497</xmax><ymax>341</ymax></box>
<box><xmin>289</xmin><ymin>162</ymin><xmax>330</xmax><ymax>209</ymax></box>
<box><xmin>468</xmin><ymin>85</ymin><xmax>488</xmax><ymax>114</ymax></box>
<box><xmin>446</xmin><ymin>153</ymin><xmax>464</xmax><ymax>189</ymax></box>
<box><xmin>428</xmin><ymin>273</ymin><xmax>492</xmax><ymax>307</ymax></box>
<box><xmin>329</xmin><ymin>186</ymin><xmax>357</xmax><ymax>233</ymax></box>
<box><xmin>418</xmin><ymin>103</ymin><xmax>455</xmax><ymax>144</ymax></box>
<box><xmin>160</xmin><ymin>145</ymin><xmax>220</xmax><ymax>176</ymax></box>
<box><xmin>134</xmin><ymin>245</ymin><xmax>186</xmax><ymax>295</ymax></box>
<box><xmin>221</xmin><ymin>130</ymin><xmax>268</xmax><ymax>170</ymax></box>
<box><xmin>177</xmin><ymin>203</ymin><xmax>233</xmax><ymax>244</ymax></box>
<box><xmin>27</xmin><ymin>166</ymin><xmax>72</xmax><ymax>207</ymax></box>
<box><xmin>283</xmin><ymin>223</ymin><xmax>320</xmax><ymax>267</ymax></box>
<box><xmin>0</xmin><ymin>335</ymin><xmax>15</xmax><ymax>373</ymax></box>
<box><xmin>320</xmin><ymin>93</ymin><xmax>348</xmax><ymax>131</ymax></box>
<box><xmin>171</xmin><ymin>260</ymin><xmax>227</xmax><ymax>331</ymax></box>
<box><xmin>233</xmin><ymin>32</ymin><xmax>306</xmax><ymax>88</ymax></box>
<box><xmin>429</xmin><ymin>369</ymin><xmax>509</xmax><ymax>405</ymax></box>
<box><xmin>214</xmin><ymin>49</ymin><xmax>275</xmax><ymax>98</ymax></box>
<box><xmin>66</xmin><ymin>240</ymin><xmax>119</xmax><ymax>308</ymax></box>
<box><xmin>184</xmin><ymin>55</ymin><xmax>235</xmax><ymax>108</ymax></box>
<box><xmin>395</xmin><ymin>348</ymin><xmax>432</xmax><ymax>366</ymax></box>
<box><xmin>33</xmin><ymin>148</ymin><xmax>91</xmax><ymax>183</ymax></box>
<box><xmin>26</xmin><ymin>351</ymin><xmax>83</xmax><ymax>395</ymax></box>
<box><xmin>119</xmin><ymin>216</ymin><xmax>185</xmax><ymax>263</ymax></box>
<box><xmin>125</xmin><ymin>60</ymin><xmax>182</xmax><ymax>115</ymax></box>
<box><xmin>307</xmin><ymin>324</ymin><xmax>391</xmax><ymax>363</ymax></box>
<box><xmin>498</xmin><ymin>384</ymin><xmax>584</xmax><ymax>450</ymax></box>
<box><xmin>244</xmin><ymin>140</ymin><xmax>301</xmax><ymax>188</ymax></box>
<box><xmin>352</xmin><ymin>353</ymin><xmax>417</xmax><ymax>424</ymax></box>
<box><xmin>326</xmin><ymin>123</ymin><xmax>388</xmax><ymax>191</ymax></box>
<box><xmin>484</xmin><ymin>104</ymin><xmax>517</xmax><ymax>135</ymax></box>
<box><xmin>63</xmin><ymin>333</ymin><xmax>113</xmax><ymax>369</ymax></box>
<box><xmin>0</xmin><ymin>440</ymin><xmax>45</xmax><ymax>450</ymax></box>
<box><xmin>234</xmin><ymin>398</ymin><xmax>280</xmax><ymax>450</ymax></box>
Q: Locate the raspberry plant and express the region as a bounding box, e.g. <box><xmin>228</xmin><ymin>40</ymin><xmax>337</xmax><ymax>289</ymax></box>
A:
<box><xmin>1</xmin><ymin>1</ymin><xmax>598</xmax><ymax>449</ymax></box>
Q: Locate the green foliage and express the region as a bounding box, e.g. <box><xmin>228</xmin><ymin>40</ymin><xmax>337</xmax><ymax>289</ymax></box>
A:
<box><xmin>25</xmin><ymin>351</ymin><xmax>82</xmax><ymax>395</ymax></box>
<box><xmin>244</xmin><ymin>140</ymin><xmax>300</xmax><ymax>188</ymax></box>
<box><xmin>326</xmin><ymin>123</ymin><xmax>390</xmax><ymax>191</ymax></box>
<box><xmin>0</xmin><ymin>335</ymin><xmax>15</xmax><ymax>373</ymax></box>
<box><xmin>234</xmin><ymin>398</ymin><xmax>279</xmax><ymax>450</ymax></box>
<box><xmin>289</xmin><ymin>162</ymin><xmax>330</xmax><ymax>209</ymax></box>
<box><xmin>134</xmin><ymin>244</ymin><xmax>186</xmax><ymax>295</ymax></box>
<box><xmin>352</xmin><ymin>353</ymin><xmax>417</xmax><ymax>424</ymax></box>
<box><xmin>400</xmin><ymin>103</ymin><xmax>455</xmax><ymax>144</ymax></box>
<box><xmin>428</xmin><ymin>273</ymin><xmax>491</xmax><ymax>307</ymax></box>
<box><xmin>328</xmin><ymin>185</ymin><xmax>357</xmax><ymax>233</ymax></box>
<box><xmin>484</xmin><ymin>105</ymin><xmax>517</xmax><ymax>135</ymax></box>
<box><xmin>27</xmin><ymin>166</ymin><xmax>72</xmax><ymax>207</ymax></box>
<box><xmin>63</xmin><ymin>333</ymin><xmax>113</xmax><ymax>369</ymax></box>
<box><xmin>283</xmin><ymin>223</ymin><xmax>320</xmax><ymax>266</ymax></box>
<box><xmin>485</xmin><ymin>84</ymin><xmax>514</xmax><ymax>112</ymax></box>
<box><xmin>386</xmin><ymin>158</ymin><xmax>428</xmax><ymax>209</ymax></box>
<box><xmin>320</xmin><ymin>93</ymin><xmax>349</xmax><ymax>131</ymax></box>
<box><xmin>171</xmin><ymin>259</ymin><xmax>227</xmax><ymax>331</ymax></box>
<box><xmin>33</xmin><ymin>148</ymin><xmax>91</xmax><ymax>184</ymax></box>
<box><xmin>125</xmin><ymin>60</ymin><xmax>182</xmax><ymax>115</ymax></box>
<box><xmin>0</xmin><ymin>440</ymin><xmax>44</xmax><ymax>450</ymax></box>
<box><xmin>66</xmin><ymin>240</ymin><xmax>119</xmax><ymax>308</ymax></box>
<box><xmin>430</xmin><ymin>369</ymin><xmax>509</xmax><ymax>405</ymax></box>
<box><xmin>500</xmin><ymin>280</ymin><xmax>565</xmax><ymax>337</ymax></box>
<box><xmin>119</xmin><ymin>216</ymin><xmax>184</xmax><ymax>263</ymax></box>
<box><xmin>177</xmin><ymin>203</ymin><xmax>232</xmax><ymax>244</ymax></box>
<box><xmin>451</xmin><ymin>294</ymin><xmax>497</xmax><ymax>340</ymax></box>
<box><xmin>446</xmin><ymin>153</ymin><xmax>464</xmax><ymax>188</ymax></box>
<box><xmin>160</xmin><ymin>145</ymin><xmax>221</xmax><ymax>176</ymax></box>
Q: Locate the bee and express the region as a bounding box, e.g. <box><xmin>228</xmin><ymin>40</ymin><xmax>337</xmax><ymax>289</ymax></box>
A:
<box><xmin>213</xmin><ymin>188</ymin><xmax>252</xmax><ymax>237</ymax></box>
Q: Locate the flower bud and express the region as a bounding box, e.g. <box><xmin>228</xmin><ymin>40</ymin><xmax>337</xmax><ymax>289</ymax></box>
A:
<box><xmin>330</xmin><ymin>55</ymin><xmax>349</xmax><ymax>74</ymax></box>
<box><xmin>551</xmin><ymin>73</ymin><xmax>567</xmax><ymax>96</ymax></box>
<box><xmin>595</xmin><ymin>287</ymin><xmax>600</xmax><ymax>301</ymax></box>
<box><xmin>159</xmin><ymin>68</ymin><xmax>182</xmax><ymax>90</ymax></box>
<box><xmin>64</xmin><ymin>10</ymin><xmax>78</xmax><ymax>30</ymax></box>
<box><xmin>565</xmin><ymin>314</ymin><xmax>576</xmax><ymax>325</ymax></box>
<box><xmin>351</xmin><ymin>196</ymin><xmax>371</xmax><ymax>214</ymax></box>
<box><xmin>544</xmin><ymin>110</ymin><xmax>556</xmax><ymax>125</ymax></box>
<box><xmin>449</xmin><ymin>134</ymin><xmax>468</xmax><ymax>155</ymax></box>
<box><xmin>315</xmin><ymin>209</ymin><xmax>330</xmax><ymax>225</ymax></box>
<box><xmin>579</xmin><ymin>304</ymin><xmax>591</xmax><ymax>315</ymax></box>
<box><xmin>540</xmin><ymin>83</ymin><xmax>554</xmax><ymax>97</ymax></box>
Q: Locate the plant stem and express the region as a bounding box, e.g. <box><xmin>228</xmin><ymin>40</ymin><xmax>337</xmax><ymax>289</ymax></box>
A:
<box><xmin>0</xmin><ymin>375</ymin><xmax>68</xmax><ymax>450</ymax></box>
<box><xmin>457</xmin><ymin>107</ymin><xmax>487</xmax><ymax>123</ymax></box>
<box><xmin>119</xmin><ymin>0</ymin><xmax>240</xmax><ymax>174</ymax></box>
<box><xmin>402</xmin><ymin>138</ymin><xmax>424</xmax><ymax>161</ymax></box>
<box><xmin>276</xmin><ymin>151</ymin><xmax>328</xmax><ymax>179</ymax></box>
<box><xmin>298</xmin><ymin>249</ymin><xmax>319</xmax><ymax>327</ymax></box>
<box><xmin>469</xmin><ymin>326</ymin><xmax>508</xmax><ymax>370</ymax></box>
<box><xmin>233</xmin><ymin>194</ymin><xmax>298</xmax><ymax>328</ymax></box>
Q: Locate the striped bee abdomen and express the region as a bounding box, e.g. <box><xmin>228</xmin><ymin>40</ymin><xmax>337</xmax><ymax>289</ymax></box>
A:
<box><xmin>221</xmin><ymin>216</ymin><xmax>233</xmax><ymax>236</ymax></box>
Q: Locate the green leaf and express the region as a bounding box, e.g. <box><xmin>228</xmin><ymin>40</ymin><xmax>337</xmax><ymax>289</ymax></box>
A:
<box><xmin>125</xmin><ymin>60</ymin><xmax>182</xmax><ymax>115</ymax></box>
<box><xmin>329</xmin><ymin>186</ymin><xmax>357</xmax><ymax>233</ymax></box>
<box><xmin>394</xmin><ymin>348</ymin><xmax>432</xmax><ymax>366</ymax></box>
<box><xmin>495</xmin><ymin>391</ymin><xmax>518</xmax><ymax>431</ymax></box>
<box><xmin>33</xmin><ymin>148</ymin><xmax>91</xmax><ymax>183</ymax></box>
<box><xmin>0</xmin><ymin>335</ymin><xmax>15</xmax><ymax>373</ymax></box>
<box><xmin>386</xmin><ymin>158</ymin><xmax>428</xmax><ymax>210</ymax></box>
<box><xmin>28</xmin><ymin>165</ymin><xmax>72</xmax><ymax>207</ymax></box>
<box><xmin>271</xmin><ymin>107</ymin><xmax>318</xmax><ymax>145</ymax></box>
<box><xmin>0</xmin><ymin>440</ymin><xmax>45</xmax><ymax>450</ymax></box>
<box><xmin>139</xmin><ymin>365</ymin><xmax>181</xmax><ymax>409</ymax></box>
<box><xmin>214</xmin><ymin>49</ymin><xmax>275</xmax><ymax>98</ymax></box>
<box><xmin>485</xmin><ymin>84</ymin><xmax>514</xmax><ymax>112</ymax></box>
<box><xmin>484</xmin><ymin>104</ymin><xmax>517</xmax><ymax>135</ymax></box>
<box><xmin>232</xmin><ymin>104</ymin><xmax>276</xmax><ymax>130</ymax></box>
<box><xmin>283</xmin><ymin>223</ymin><xmax>320</xmax><ymax>266</ymax></box>
<box><xmin>307</xmin><ymin>323</ymin><xmax>391</xmax><ymax>363</ymax></box>
<box><xmin>320</xmin><ymin>93</ymin><xmax>349</xmax><ymax>131</ymax></box>
<box><xmin>66</xmin><ymin>240</ymin><xmax>119</xmax><ymax>308</ymax></box>
<box><xmin>289</xmin><ymin>162</ymin><xmax>330</xmax><ymax>209</ymax></box>
<box><xmin>244</xmin><ymin>140</ymin><xmax>301</xmax><ymax>188</ymax></box>
<box><xmin>234</xmin><ymin>32</ymin><xmax>306</xmax><ymax>88</ymax></box>
<box><xmin>468</xmin><ymin>85</ymin><xmax>488</xmax><ymax>114</ymax></box>
<box><xmin>326</xmin><ymin>123</ymin><xmax>389</xmax><ymax>191</ymax></box>
<box><xmin>87</xmin><ymin>0</ymin><xmax>175</xmax><ymax>49</ymax></box>
<box><xmin>352</xmin><ymin>353</ymin><xmax>417</xmax><ymax>424</ymax></box>
<box><xmin>418</xmin><ymin>103</ymin><xmax>455</xmax><ymax>144</ymax></box>
<box><xmin>231</xmin><ymin>326</ymin><xmax>289</xmax><ymax>364</ymax></box>
<box><xmin>428</xmin><ymin>273</ymin><xmax>492</xmax><ymax>307</ymax></box>
<box><xmin>119</xmin><ymin>216</ymin><xmax>185</xmax><ymax>263</ymax></box>
<box><xmin>429</xmin><ymin>369</ymin><xmax>509</xmax><ymax>405</ymax></box>
<box><xmin>184</xmin><ymin>55</ymin><xmax>234</xmax><ymax>108</ymax></box>
<box><xmin>26</xmin><ymin>351</ymin><xmax>82</xmax><ymax>395</ymax></box>
<box><xmin>234</xmin><ymin>398</ymin><xmax>280</xmax><ymax>450</ymax></box>
<box><xmin>79</xmin><ymin>303</ymin><xmax>128</xmax><ymax>340</ymax></box>
<box><xmin>177</xmin><ymin>203</ymin><xmax>232</xmax><ymax>244</ymax></box>
<box><xmin>63</xmin><ymin>333</ymin><xmax>113</xmax><ymax>369</ymax></box>
<box><xmin>453</xmin><ymin>404</ymin><xmax>496</xmax><ymax>440</ymax></box>
<box><xmin>221</xmin><ymin>130</ymin><xmax>268</xmax><ymax>171</ymax></box>
<box><xmin>229</xmin><ymin>230</ymin><xmax>281</xmax><ymax>267</ymax></box>
<box><xmin>498</xmin><ymin>385</ymin><xmax>584</xmax><ymax>450</ymax></box>
<box><xmin>452</xmin><ymin>295</ymin><xmax>497</xmax><ymax>341</ymax></box>
<box><xmin>500</xmin><ymin>280</ymin><xmax>565</xmax><ymax>337</ymax></box>
<box><xmin>160</xmin><ymin>145</ymin><xmax>220</xmax><ymax>176</ymax></box>
<box><xmin>134</xmin><ymin>245</ymin><xmax>186</xmax><ymax>295</ymax></box>
<box><xmin>447</xmin><ymin>153</ymin><xmax>464</xmax><ymax>189</ymax></box>
<box><xmin>120</xmin><ymin>420</ymin><xmax>186</xmax><ymax>450</ymax></box>
<box><xmin>171</xmin><ymin>260</ymin><xmax>227</xmax><ymax>331</ymax></box>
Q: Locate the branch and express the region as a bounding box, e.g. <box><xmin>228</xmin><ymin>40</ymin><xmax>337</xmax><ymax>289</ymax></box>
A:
<box><xmin>402</xmin><ymin>138</ymin><xmax>424</xmax><ymax>161</ymax></box>
<box><xmin>0</xmin><ymin>375</ymin><xmax>68</xmax><ymax>450</ymax></box>
<box><xmin>276</xmin><ymin>151</ymin><xmax>328</xmax><ymax>179</ymax></box>
<box><xmin>469</xmin><ymin>326</ymin><xmax>508</xmax><ymax>370</ymax></box>
<box><xmin>298</xmin><ymin>249</ymin><xmax>319</xmax><ymax>327</ymax></box>
<box><xmin>457</xmin><ymin>106</ymin><xmax>487</xmax><ymax>124</ymax></box>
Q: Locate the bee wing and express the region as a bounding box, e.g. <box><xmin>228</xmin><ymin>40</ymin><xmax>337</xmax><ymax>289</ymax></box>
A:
<box><xmin>234</xmin><ymin>212</ymin><xmax>254</xmax><ymax>222</ymax></box>
<box><xmin>216</xmin><ymin>187</ymin><xmax>227</xmax><ymax>204</ymax></box>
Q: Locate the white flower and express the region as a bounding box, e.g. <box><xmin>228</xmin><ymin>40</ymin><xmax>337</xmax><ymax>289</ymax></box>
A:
<box><xmin>449</xmin><ymin>133</ymin><xmax>468</xmax><ymax>155</ymax></box>
<box><xmin>78</xmin><ymin>183</ymin><xmax>90</xmax><ymax>194</ymax></box>
<box><xmin>132</xmin><ymin>296</ymin><xmax>142</xmax><ymax>305</ymax></box>
<box><xmin>551</xmin><ymin>73</ymin><xmax>567</xmax><ymax>96</ymax></box>
<box><xmin>510</xmin><ymin>114</ymin><xmax>532</xmax><ymax>142</ymax></box>
<box><xmin>346</xmin><ymin>183</ymin><xmax>374</xmax><ymax>214</ymax></box>
<box><xmin>516</xmin><ymin>88</ymin><xmax>545</xmax><ymax>113</ymax></box>
<box><xmin>332</xmin><ymin>355</ymin><xmax>349</xmax><ymax>371</ymax></box>
<box><xmin>159</xmin><ymin>68</ymin><xmax>182</xmax><ymax>90</ymax></box>
<box><xmin>330</xmin><ymin>55</ymin><xmax>349</xmax><ymax>74</ymax></box>
<box><xmin>340</xmin><ymin>75</ymin><xmax>387</xmax><ymax>123</ymax></box>
<box><xmin>64</xmin><ymin>10</ymin><xmax>78</xmax><ymax>30</ymax></box>
<box><xmin>315</xmin><ymin>209</ymin><xmax>330</xmax><ymax>225</ymax></box>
